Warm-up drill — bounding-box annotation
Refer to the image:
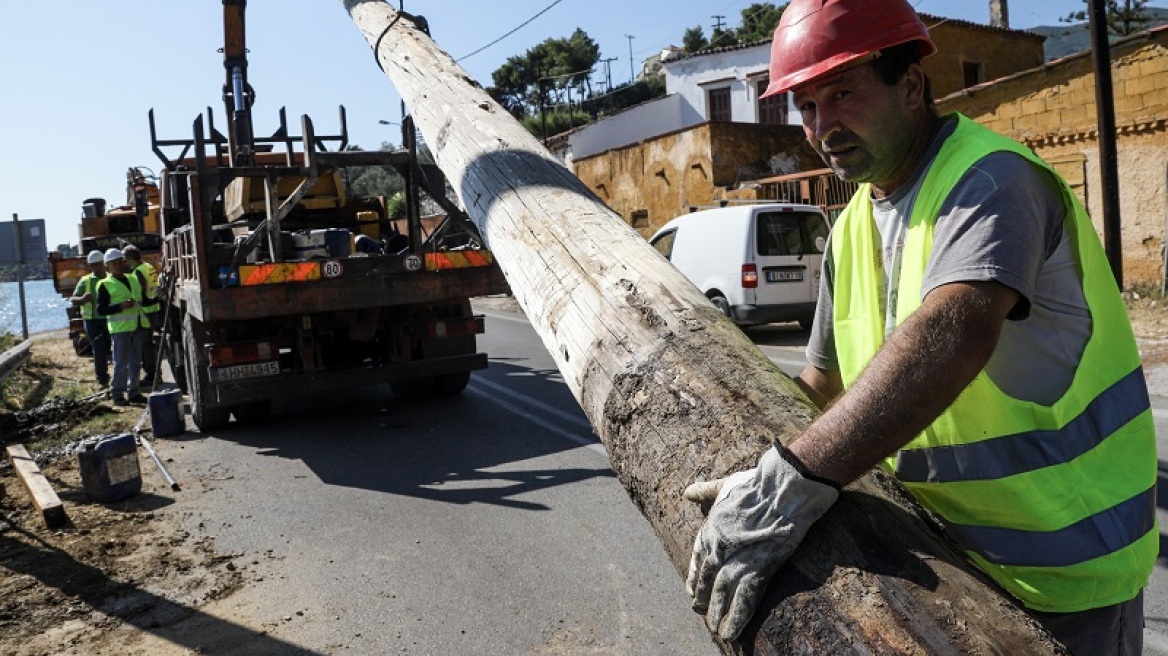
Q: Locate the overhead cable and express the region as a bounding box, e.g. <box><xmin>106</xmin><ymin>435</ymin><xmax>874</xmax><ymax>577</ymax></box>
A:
<box><xmin>456</xmin><ymin>0</ymin><xmax>566</xmax><ymax>62</ymax></box>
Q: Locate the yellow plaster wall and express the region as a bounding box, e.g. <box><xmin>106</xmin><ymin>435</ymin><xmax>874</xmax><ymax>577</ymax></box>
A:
<box><xmin>923</xmin><ymin>21</ymin><xmax>1046</xmax><ymax>99</ymax></box>
<box><xmin>573</xmin><ymin>123</ymin><xmax>818</xmax><ymax>237</ymax></box>
<box><xmin>940</xmin><ymin>33</ymin><xmax>1168</xmax><ymax>287</ymax></box>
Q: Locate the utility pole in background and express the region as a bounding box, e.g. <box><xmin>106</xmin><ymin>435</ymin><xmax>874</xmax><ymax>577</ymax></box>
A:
<box><xmin>600</xmin><ymin>56</ymin><xmax>618</xmax><ymax>93</ymax></box>
<box><xmin>532</xmin><ymin>52</ymin><xmax>548</xmax><ymax>146</ymax></box>
<box><xmin>625</xmin><ymin>34</ymin><xmax>635</xmax><ymax>83</ymax></box>
<box><xmin>1086</xmin><ymin>0</ymin><xmax>1124</xmax><ymax>286</ymax></box>
<box><xmin>11</xmin><ymin>214</ymin><xmax>28</xmax><ymax>340</ymax></box>
<box><xmin>712</xmin><ymin>14</ymin><xmax>726</xmax><ymax>31</ymax></box>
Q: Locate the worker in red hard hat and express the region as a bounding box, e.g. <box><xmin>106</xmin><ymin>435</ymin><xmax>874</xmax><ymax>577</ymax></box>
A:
<box><xmin>683</xmin><ymin>0</ymin><xmax>1154</xmax><ymax>652</ymax></box>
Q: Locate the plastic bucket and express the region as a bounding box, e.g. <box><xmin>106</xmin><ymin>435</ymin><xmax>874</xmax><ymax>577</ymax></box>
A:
<box><xmin>77</xmin><ymin>433</ymin><xmax>141</xmax><ymax>503</ymax></box>
<box><xmin>148</xmin><ymin>389</ymin><xmax>185</xmax><ymax>438</ymax></box>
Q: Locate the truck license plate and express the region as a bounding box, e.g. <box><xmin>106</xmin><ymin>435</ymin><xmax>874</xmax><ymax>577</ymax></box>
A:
<box><xmin>766</xmin><ymin>270</ymin><xmax>803</xmax><ymax>282</ymax></box>
<box><xmin>209</xmin><ymin>360</ymin><xmax>280</xmax><ymax>383</ymax></box>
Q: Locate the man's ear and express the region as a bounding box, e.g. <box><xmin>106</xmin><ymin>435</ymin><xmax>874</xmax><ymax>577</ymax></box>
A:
<box><xmin>902</xmin><ymin>63</ymin><xmax>927</xmax><ymax>109</ymax></box>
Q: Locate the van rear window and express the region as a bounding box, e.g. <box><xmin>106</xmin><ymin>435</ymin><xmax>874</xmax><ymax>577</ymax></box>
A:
<box><xmin>650</xmin><ymin>229</ymin><xmax>677</xmax><ymax>260</ymax></box>
<box><xmin>755</xmin><ymin>211</ymin><xmax>829</xmax><ymax>256</ymax></box>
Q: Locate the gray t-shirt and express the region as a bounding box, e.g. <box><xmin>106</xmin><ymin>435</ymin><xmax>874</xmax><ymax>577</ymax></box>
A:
<box><xmin>806</xmin><ymin>118</ymin><xmax>1090</xmax><ymax>405</ymax></box>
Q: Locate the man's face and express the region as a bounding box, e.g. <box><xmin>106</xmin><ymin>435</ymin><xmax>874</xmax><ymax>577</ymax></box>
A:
<box><xmin>89</xmin><ymin>263</ymin><xmax>105</xmax><ymax>276</ymax></box>
<box><xmin>107</xmin><ymin>259</ymin><xmax>126</xmax><ymax>275</ymax></box>
<box><xmin>791</xmin><ymin>62</ymin><xmax>919</xmax><ymax>192</ymax></box>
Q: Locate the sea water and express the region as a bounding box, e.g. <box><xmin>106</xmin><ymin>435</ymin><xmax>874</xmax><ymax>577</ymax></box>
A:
<box><xmin>0</xmin><ymin>279</ymin><xmax>70</xmax><ymax>336</ymax></box>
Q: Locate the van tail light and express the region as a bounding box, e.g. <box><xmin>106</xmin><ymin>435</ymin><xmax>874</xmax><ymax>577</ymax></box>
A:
<box><xmin>741</xmin><ymin>263</ymin><xmax>758</xmax><ymax>289</ymax></box>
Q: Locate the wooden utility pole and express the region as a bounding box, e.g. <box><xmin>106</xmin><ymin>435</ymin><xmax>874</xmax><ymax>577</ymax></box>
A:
<box><xmin>339</xmin><ymin>2</ymin><xmax>1063</xmax><ymax>652</ymax></box>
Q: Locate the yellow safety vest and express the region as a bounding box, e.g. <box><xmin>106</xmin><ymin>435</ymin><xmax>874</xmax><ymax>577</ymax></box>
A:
<box><xmin>74</xmin><ymin>273</ymin><xmax>105</xmax><ymax>320</ymax></box>
<box><xmin>98</xmin><ymin>274</ymin><xmax>147</xmax><ymax>334</ymax></box>
<box><xmin>830</xmin><ymin>114</ymin><xmax>1156</xmax><ymax>612</ymax></box>
<box><xmin>134</xmin><ymin>261</ymin><xmax>160</xmax><ymax>316</ymax></box>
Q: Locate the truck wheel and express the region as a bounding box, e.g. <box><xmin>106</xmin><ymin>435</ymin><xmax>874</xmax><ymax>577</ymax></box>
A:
<box><xmin>434</xmin><ymin>371</ymin><xmax>470</xmax><ymax>396</ymax></box>
<box><xmin>389</xmin><ymin>377</ymin><xmax>437</xmax><ymax>400</ymax></box>
<box><xmin>183</xmin><ymin>314</ymin><xmax>230</xmax><ymax>432</ymax></box>
<box><xmin>232</xmin><ymin>400</ymin><xmax>271</xmax><ymax>426</ymax></box>
<box><xmin>168</xmin><ymin>330</ymin><xmax>188</xmax><ymax>393</ymax></box>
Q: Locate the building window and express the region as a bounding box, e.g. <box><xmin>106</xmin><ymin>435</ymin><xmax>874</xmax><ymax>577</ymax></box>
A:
<box><xmin>707</xmin><ymin>87</ymin><xmax>731</xmax><ymax>122</ymax></box>
<box><xmin>757</xmin><ymin>80</ymin><xmax>787</xmax><ymax>125</ymax></box>
<box><xmin>631</xmin><ymin>210</ymin><xmax>650</xmax><ymax>229</ymax></box>
<box><xmin>963</xmin><ymin>61</ymin><xmax>983</xmax><ymax>88</ymax></box>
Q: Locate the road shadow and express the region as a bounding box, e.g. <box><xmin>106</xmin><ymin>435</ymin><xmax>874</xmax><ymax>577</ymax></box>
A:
<box><xmin>740</xmin><ymin>321</ymin><xmax>812</xmax><ymax>349</ymax></box>
<box><xmin>183</xmin><ymin>358</ymin><xmax>613</xmax><ymax>510</ymax></box>
<box><xmin>0</xmin><ymin>514</ymin><xmax>321</xmax><ymax>655</ymax></box>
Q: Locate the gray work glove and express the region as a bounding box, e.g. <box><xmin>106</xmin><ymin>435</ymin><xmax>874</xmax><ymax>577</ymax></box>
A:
<box><xmin>684</xmin><ymin>447</ymin><xmax>839</xmax><ymax>640</ymax></box>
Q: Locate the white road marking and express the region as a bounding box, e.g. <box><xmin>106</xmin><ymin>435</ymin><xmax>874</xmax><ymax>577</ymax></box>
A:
<box><xmin>467</xmin><ymin>380</ymin><xmax>605</xmax><ymax>457</ymax></box>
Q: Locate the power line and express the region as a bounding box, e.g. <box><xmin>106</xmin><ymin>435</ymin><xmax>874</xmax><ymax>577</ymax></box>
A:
<box><xmin>456</xmin><ymin>0</ymin><xmax>566</xmax><ymax>63</ymax></box>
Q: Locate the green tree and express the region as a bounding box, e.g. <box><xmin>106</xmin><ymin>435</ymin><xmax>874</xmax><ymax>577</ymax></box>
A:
<box><xmin>488</xmin><ymin>29</ymin><xmax>601</xmax><ymax>119</ymax></box>
<box><xmin>737</xmin><ymin>3</ymin><xmax>784</xmax><ymax>42</ymax></box>
<box><xmin>522</xmin><ymin>109</ymin><xmax>593</xmax><ymax>139</ymax></box>
<box><xmin>1062</xmin><ymin>0</ymin><xmax>1151</xmax><ymax>35</ymax></box>
<box><xmin>683</xmin><ymin>26</ymin><xmax>709</xmax><ymax>52</ymax></box>
<box><xmin>709</xmin><ymin>26</ymin><xmax>739</xmax><ymax>49</ymax></box>
<box><xmin>342</xmin><ymin>143</ymin><xmax>406</xmax><ymax>199</ymax></box>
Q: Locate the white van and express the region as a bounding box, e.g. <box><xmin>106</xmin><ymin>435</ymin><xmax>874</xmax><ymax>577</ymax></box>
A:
<box><xmin>649</xmin><ymin>203</ymin><xmax>830</xmax><ymax>329</ymax></box>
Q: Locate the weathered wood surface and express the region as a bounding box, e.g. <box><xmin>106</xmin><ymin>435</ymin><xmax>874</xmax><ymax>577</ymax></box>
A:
<box><xmin>338</xmin><ymin>2</ymin><xmax>1063</xmax><ymax>653</ymax></box>
<box><xmin>6</xmin><ymin>444</ymin><xmax>67</xmax><ymax>528</ymax></box>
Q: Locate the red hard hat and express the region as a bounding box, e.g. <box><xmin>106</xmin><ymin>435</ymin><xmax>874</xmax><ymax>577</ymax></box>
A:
<box><xmin>761</xmin><ymin>0</ymin><xmax>936</xmax><ymax>98</ymax></box>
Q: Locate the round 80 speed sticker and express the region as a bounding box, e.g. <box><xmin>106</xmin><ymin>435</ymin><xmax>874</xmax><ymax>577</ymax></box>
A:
<box><xmin>322</xmin><ymin>260</ymin><xmax>344</xmax><ymax>279</ymax></box>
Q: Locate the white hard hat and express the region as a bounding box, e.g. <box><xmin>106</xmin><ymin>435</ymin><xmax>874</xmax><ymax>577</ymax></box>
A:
<box><xmin>103</xmin><ymin>248</ymin><xmax>124</xmax><ymax>263</ymax></box>
<box><xmin>86</xmin><ymin>250</ymin><xmax>104</xmax><ymax>265</ymax></box>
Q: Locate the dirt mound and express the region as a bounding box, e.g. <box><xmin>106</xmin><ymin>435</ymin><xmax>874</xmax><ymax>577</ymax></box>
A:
<box><xmin>1</xmin><ymin>453</ymin><xmax>243</xmax><ymax>655</ymax></box>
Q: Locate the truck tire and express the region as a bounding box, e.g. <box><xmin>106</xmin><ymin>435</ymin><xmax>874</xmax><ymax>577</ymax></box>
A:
<box><xmin>183</xmin><ymin>314</ymin><xmax>230</xmax><ymax>432</ymax></box>
<box><xmin>73</xmin><ymin>333</ymin><xmax>92</xmax><ymax>357</ymax></box>
<box><xmin>434</xmin><ymin>371</ymin><xmax>470</xmax><ymax>395</ymax></box>
<box><xmin>167</xmin><ymin>329</ymin><xmax>188</xmax><ymax>393</ymax></box>
<box><xmin>389</xmin><ymin>377</ymin><xmax>437</xmax><ymax>400</ymax></box>
<box><xmin>232</xmin><ymin>400</ymin><xmax>271</xmax><ymax>426</ymax></box>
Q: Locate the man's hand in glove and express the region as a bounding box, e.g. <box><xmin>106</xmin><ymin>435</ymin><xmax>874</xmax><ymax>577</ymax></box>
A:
<box><xmin>684</xmin><ymin>446</ymin><xmax>839</xmax><ymax>640</ymax></box>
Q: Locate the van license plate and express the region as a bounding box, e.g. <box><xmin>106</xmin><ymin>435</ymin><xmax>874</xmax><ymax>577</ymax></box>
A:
<box><xmin>766</xmin><ymin>270</ymin><xmax>803</xmax><ymax>282</ymax></box>
<box><xmin>210</xmin><ymin>360</ymin><xmax>280</xmax><ymax>383</ymax></box>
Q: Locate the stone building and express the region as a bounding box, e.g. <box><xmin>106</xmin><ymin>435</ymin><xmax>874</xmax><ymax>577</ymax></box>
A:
<box><xmin>939</xmin><ymin>25</ymin><xmax>1168</xmax><ymax>286</ymax></box>
<box><xmin>564</xmin><ymin>14</ymin><xmax>1046</xmax><ymax>238</ymax></box>
<box><xmin>572</xmin><ymin>123</ymin><xmax>820</xmax><ymax>235</ymax></box>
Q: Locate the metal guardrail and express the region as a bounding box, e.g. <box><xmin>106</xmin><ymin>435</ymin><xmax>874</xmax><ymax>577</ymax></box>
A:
<box><xmin>0</xmin><ymin>341</ymin><xmax>33</xmax><ymax>383</ymax></box>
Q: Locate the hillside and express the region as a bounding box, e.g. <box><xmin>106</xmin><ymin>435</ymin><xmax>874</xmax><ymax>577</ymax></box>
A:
<box><xmin>1030</xmin><ymin>7</ymin><xmax>1168</xmax><ymax>61</ymax></box>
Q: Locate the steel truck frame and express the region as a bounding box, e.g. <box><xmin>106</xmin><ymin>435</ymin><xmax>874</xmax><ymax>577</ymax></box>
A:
<box><xmin>149</xmin><ymin>0</ymin><xmax>507</xmax><ymax>430</ymax></box>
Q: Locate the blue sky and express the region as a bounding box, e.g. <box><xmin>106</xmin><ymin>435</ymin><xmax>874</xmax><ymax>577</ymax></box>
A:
<box><xmin>2</xmin><ymin>0</ymin><xmax>1163</xmax><ymax>249</ymax></box>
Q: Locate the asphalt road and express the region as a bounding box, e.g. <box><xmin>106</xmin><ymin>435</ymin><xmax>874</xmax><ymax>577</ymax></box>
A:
<box><xmin>746</xmin><ymin>322</ymin><xmax>1168</xmax><ymax>656</ymax></box>
<box><xmin>146</xmin><ymin>307</ymin><xmax>1166</xmax><ymax>654</ymax></box>
<box><xmin>152</xmin><ymin>308</ymin><xmax>717</xmax><ymax>655</ymax></box>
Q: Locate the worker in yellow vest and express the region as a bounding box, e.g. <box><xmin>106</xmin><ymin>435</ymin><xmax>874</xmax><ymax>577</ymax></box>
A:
<box><xmin>68</xmin><ymin>250</ymin><xmax>110</xmax><ymax>388</ymax></box>
<box><xmin>96</xmin><ymin>248</ymin><xmax>159</xmax><ymax>406</ymax></box>
<box><xmin>122</xmin><ymin>244</ymin><xmax>160</xmax><ymax>387</ymax></box>
<box><xmin>682</xmin><ymin>1</ymin><xmax>1155</xmax><ymax>652</ymax></box>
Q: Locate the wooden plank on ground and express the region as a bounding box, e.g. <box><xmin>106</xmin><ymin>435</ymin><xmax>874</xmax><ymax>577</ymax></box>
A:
<box><xmin>5</xmin><ymin>444</ymin><xmax>67</xmax><ymax>528</ymax></box>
